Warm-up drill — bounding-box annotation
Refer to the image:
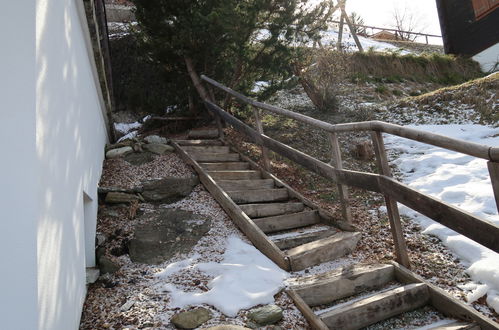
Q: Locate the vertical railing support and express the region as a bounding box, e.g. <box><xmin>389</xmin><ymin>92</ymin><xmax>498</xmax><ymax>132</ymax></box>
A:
<box><xmin>371</xmin><ymin>131</ymin><xmax>411</xmax><ymax>268</ymax></box>
<box><xmin>488</xmin><ymin>161</ymin><xmax>499</xmax><ymax>214</ymax></box>
<box><xmin>329</xmin><ymin>133</ymin><xmax>352</xmax><ymax>224</ymax></box>
<box><xmin>253</xmin><ymin>107</ymin><xmax>271</xmax><ymax>171</ymax></box>
<box><xmin>207</xmin><ymin>85</ymin><xmax>225</xmax><ymax>140</ymax></box>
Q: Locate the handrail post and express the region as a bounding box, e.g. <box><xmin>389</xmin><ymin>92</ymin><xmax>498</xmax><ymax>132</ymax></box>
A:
<box><xmin>329</xmin><ymin>133</ymin><xmax>352</xmax><ymax>223</ymax></box>
<box><xmin>253</xmin><ymin>107</ymin><xmax>271</xmax><ymax>171</ymax></box>
<box><xmin>371</xmin><ymin>131</ymin><xmax>411</xmax><ymax>268</ymax></box>
<box><xmin>206</xmin><ymin>85</ymin><xmax>225</xmax><ymax>140</ymax></box>
<box><xmin>488</xmin><ymin>161</ymin><xmax>499</xmax><ymax>214</ymax></box>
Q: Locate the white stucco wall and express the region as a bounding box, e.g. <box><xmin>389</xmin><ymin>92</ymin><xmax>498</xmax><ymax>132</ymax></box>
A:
<box><xmin>473</xmin><ymin>43</ymin><xmax>499</xmax><ymax>73</ymax></box>
<box><xmin>35</xmin><ymin>0</ymin><xmax>109</xmax><ymax>329</ymax></box>
<box><xmin>0</xmin><ymin>2</ymin><xmax>39</xmax><ymax>329</ymax></box>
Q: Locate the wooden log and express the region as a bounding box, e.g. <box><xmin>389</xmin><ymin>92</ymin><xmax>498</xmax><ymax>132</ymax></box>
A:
<box><xmin>253</xmin><ymin>107</ymin><xmax>271</xmax><ymax>171</ymax></box>
<box><xmin>253</xmin><ymin>211</ymin><xmax>321</xmax><ymax>234</ymax></box>
<box><xmin>190</xmin><ymin>153</ymin><xmax>240</xmax><ymax>162</ymax></box>
<box><xmin>273</xmin><ymin>228</ymin><xmax>338</xmax><ymax>250</ymax></box>
<box><xmin>286</xmin><ymin>289</ymin><xmax>329</xmax><ymax>330</ymax></box>
<box><xmin>188</xmin><ymin>128</ymin><xmax>219</xmax><ymax>139</ymax></box>
<box><xmin>207</xmin><ymin>170</ymin><xmax>261</xmax><ymax>180</ymax></box>
<box><xmin>287</xmin><ymin>232</ymin><xmax>361</xmax><ymax>271</ymax></box>
<box><xmin>488</xmin><ymin>161</ymin><xmax>499</xmax><ymax>214</ymax></box>
<box><xmin>329</xmin><ymin>132</ymin><xmax>352</xmax><ymax>224</ymax></box>
<box><xmin>174</xmin><ymin>139</ymin><xmax>224</xmax><ymax>146</ymax></box>
<box><xmin>239</xmin><ymin>202</ymin><xmax>304</xmax><ymax>218</ymax></box>
<box><xmin>218</xmin><ymin>179</ymin><xmax>274</xmax><ymax>191</ymax></box>
<box><xmin>371</xmin><ymin>131</ymin><xmax>411</xmax><ymax>268</ymax></box>
<box><xmin>291</xmin><ymin>264</ymin><xmax>395</xmax><ymax>307</ymax></box>
<box><xmin>337</xmin><ymin>12</ymin><xmax>345</xmax><ymax>50</ymax></box>
<box><xmin>341</xmin><ymin>7</ymin><xmax>364</xmax><ymax>52</ymax></box>
<box><xmin>390</xmin><ymin>261</ymin><xmax>499</xmax><ymax>330</ymax></box>
<box><xmin>172</xmin><ymin>141</ymin><xmax>290</xmax><ymax>270</ymax></box>
<box><xmin>199</xmin><ymin>162</ymin><xmax>250</xmax><ymax>171</ymax></box>
<box><xmin>320</xmin><ymin>283</ymin><xmax>430</xmax><ymax>330</ymax></box>
<box><xmin>227</xmin><ymin>188</ymin><xmax>289</xmax><ymax>204</ymax></box>
<box><xmin>423</xmin><ymin>321</ymin><xmax>480</xmax><ymax>330</ymax></box>
<box><xmin>182</xmin><ymin>146</ymin><xmax>230</xmax><ymax>153</ymax></box>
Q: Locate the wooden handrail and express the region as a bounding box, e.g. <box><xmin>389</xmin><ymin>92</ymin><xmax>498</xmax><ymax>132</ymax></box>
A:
<box><xmin>201</xmin><ymin>75</ymin><xmax>499</xmax><ymax>162</ymax></box>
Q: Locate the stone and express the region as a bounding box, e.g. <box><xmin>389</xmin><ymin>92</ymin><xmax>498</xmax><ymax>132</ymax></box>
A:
<box><xmin>99</xmin><ymin>256</ymin><xmax>120</xmax><ymax>274</ymax></box>
<box><xmin>105</xmin><ymin>192</ymin><xmax>139</xmax><ymax>204</ymax></box>
<box><xmin>86</xmin><ymin>268</ymin><xmax>100</xmax><ymax>284</ymax></box>
<box><xmin>171</xmin><ymin>307</ymin><xmax>212</xmax><ymax>329</ymax></box>
<box><xmin>106</xmin><ymin>146</ymin><xmax>133</xmax><ymax>159</ymax></box>
<box><xmin>128</xmin><ymin>209</ymin><xmax>211</xmax><ymax>264</ymax></box>
<box><xmin>143</xmin><ymin>143</ymin><xmax>175</xmax><ymax>155</ymax></box>
<box><xmin>141</xmin><ymin>177</ymin><xmax>199</xmax><ymax>203</ymax></box>
<box><xmin>120</xmin><ymin>299</ymin><xmax>135</xmax><ymax>312</ymax></box>
<box><xmin>105</xmin><ymin>141</ymin><xmax>134</xmax><ymax>152</ymax></box>
<box><xmin>202</xmin><ymin>326</ymin><xmax>251</xmax><ymax>330</ymax></box>
<box><xmin>96</xmin><ymin>232</ymin><xmax>107</xmax><ymax>246</ymax></box>
<box><xmin>124</xmin><ymin>151</ymin><xmax>156</xmax><ymax>166</ymax></box>
<box><xmin>247</xmin><ymin>305</ymin><xmax>283</xmax><ymax>326</ymax></box>
<box><xmin>144</xmin><ymin>135</ymin><xmax>168</xmax><ymax>144</ymax></box>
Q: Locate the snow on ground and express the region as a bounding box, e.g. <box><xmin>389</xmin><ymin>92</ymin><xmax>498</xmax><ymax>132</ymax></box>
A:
<box><xmin>321</xmin><ymin>29</ymin><xmax>409</xmax><ymax>53</ymax></box>
<box><xmin>155</xmin><ymin>236</ymin><xmax>289</xmax><ymax>317</ymax></box>
<box><xmin>384</xmin><ymin>124</ymin><xmax>499</xmax><ymax>313</ymax></box>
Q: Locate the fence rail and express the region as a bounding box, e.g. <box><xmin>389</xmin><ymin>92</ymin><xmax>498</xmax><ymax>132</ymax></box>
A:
<box><xmin>200</xmin><ymin>75</ymin><xmax>499</xmax><ymax>268</ymax></box>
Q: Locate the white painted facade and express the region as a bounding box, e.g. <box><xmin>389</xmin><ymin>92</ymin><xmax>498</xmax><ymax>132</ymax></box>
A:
<box><xmin>1</xmin><ymin>1</ymin><xmax>109</xmax><ymax>329</ymax></box>
<box><xmin>473</xmin><ymin>43</ymin><xmax>499</xmax><ymax>73</ymax></box>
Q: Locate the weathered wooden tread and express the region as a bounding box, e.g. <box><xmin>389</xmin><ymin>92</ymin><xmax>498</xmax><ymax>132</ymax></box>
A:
<box><xmin>273</xmin><ymin>228</ymin><xmax>338</xmax><ymax>250</ymax></box>
<box><xmin>199</xmin><ymin>162</ymin><xmax>250</xmax><ymax>171</ymax></box>
<box><xmin>239</xmin><ymin>202</ymin><xmax>305</xmax><ymax>218</ymax></box>
<box><xmin>183</xmin><ymin>145</ymin><xmax>230</xmax><ymax>153</ymax></box>
<box><xmin>227</xmin><ymin>188</ymin><xmax>289</xmax><ymax>204</ymax></box>
<box><xmin>290</xmin><ymin>264</ymin><xmax>395</xmax><ymax>307</ymax></box>
<box><xmin>287</xmin><ymin>231</ymin><xmax>361</xmax><ymax>271</ymax></box>
<box><xmin>252</xmin><ymin>210</ymin><xmax>321</xmax><ymax>234</ymax></box>
<box><xmin>188</xmin><ymin>128</ymin><xmax>219</xmax><ymax>139</ymax></box>
<box><xmin>190</xmin><ymin>153</ymin><xmax>240</xmax><ymax>162</ymax></box>
<box><xmin>420</xmin><ymin>321</ymin><xmax>480</xmax><ymax>330</ymax></box>
<box><xmin>175</xmin><ymin>139</ymin><xmax>223</xmax><ymax>146</ymax></box>
<box><xmin>217</xmin><ymin>179</ymin><xmax>274</xmax><ymax>191</ymax></box>
<box><xmin>319</xmin><ymin>283</ymin><xmax>430</xmax><ymax>330</ymax></box>
<box><xmin>207</xmin><ymin>170</ymin><xmax>261</xmax><ymax>180</ymax></box>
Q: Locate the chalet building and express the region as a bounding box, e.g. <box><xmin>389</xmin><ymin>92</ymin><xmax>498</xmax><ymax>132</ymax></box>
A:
<box><xmin>436</xmin><ymin>0</ymin><xmax>499</xmax><ymax>72</ymax></box>
<box><xmin>0</xmin><ymin>1</ymin><xmax>112</xmax><ymax>329</ymax></box>
<box><xmin>371</xmin><ymin>30</ymin><xmax>398</xmax><ymax>41</ymax></box>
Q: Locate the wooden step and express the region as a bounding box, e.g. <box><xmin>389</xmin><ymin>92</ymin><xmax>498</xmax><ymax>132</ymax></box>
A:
<box><xmin>218</xmin><ymin>179</ymin><xmax>274</xmax><ymax>191</ymax></box>
<box><xmin>175</xmin><ymin>139</ymin><xmax>223</xmax><ymax>146</ymax></box>
<box><xmin>199</xmin><ymin>162</ymin><xmax>250</xmax><ymax>171</ymax></box>
<box><xmin>227</xmin><ymin>189</ymin><xmax>289</xmax><ymax>204</ymax></box>
<box><xmin>253</xmin><ymin>210</ymin><xmax>321</xmax><ymax>234</ymax></box>
<box><xmin>188</xmin><ymin>128</ymin><xmax>219</xmax><ymax>139</ymax></box>
<box><xmin>273</xmin><ymin>228</ymin><xmax>338</xmax><ymax>250</ymax></box>
<box><xmin>190</xmin><ymin>153</ymin><xmax>240</xmax><ymax>162</ymax></box>
<box><xmin>420</xmin><ymin>321</ymin><xmax>480</xmax><ymax>330</ymax></box>
<box><xmin>239</xmin><ymin>202</ymin><xmax>304</xmax><ymax>218</ymax></box>
<box><xmin>208</xmin><ymin>170</ymin><xmax>261</xmax><ymax>180</ymax></box>
<box><xmin>287</xmin><ymin>232</ymin><xmax>361</xmax><ymax>271</ymax></box>
<box><xmin>183</xmin><ymin>146</ymin><xmax>230</xmax><ymax>153</ymax></box>
<box><xmin>320</xmin><ymin>283</ymin><xmax>430</xmax><ymax>330</ymax></box>
<box><xmin>291</xmin><ymin>264</ymin><xmax>395</xmax><ymax>307</ymax></box>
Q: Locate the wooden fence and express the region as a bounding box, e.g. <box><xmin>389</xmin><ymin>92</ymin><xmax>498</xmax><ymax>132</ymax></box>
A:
<box><xmin>200</xmin><ymin>75</ymin><xmax>499</xmax><ymax>268</ymax></box>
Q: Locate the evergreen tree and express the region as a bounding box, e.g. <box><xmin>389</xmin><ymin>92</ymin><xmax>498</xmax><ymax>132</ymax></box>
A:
<box><xmin>132</xmin><ymin>0</ymin><xmax>335</xmax><ymax>112</ymax></box>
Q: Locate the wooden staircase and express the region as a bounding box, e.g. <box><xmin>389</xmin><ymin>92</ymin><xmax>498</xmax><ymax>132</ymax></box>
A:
<box><xmin>288</xmin><ymin>262</ymin><xmax>498</xmax><ymax>330</ymax></box>
<box><xmin>172</xmin><ymin>136</ymin><xmax>361</xmax><ymax>271</ymax></box>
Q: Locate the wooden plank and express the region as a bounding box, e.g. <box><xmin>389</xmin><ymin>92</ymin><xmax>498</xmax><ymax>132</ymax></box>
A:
<box><xmin>371</xmin><ymin>131</ymin><xmax>411</xmax><ymax>268</ymax></box>
<box><xmin>273</xmin><ymin>228</ymin><xmax>338</xmax><ymax>250</ymax></box>
<box><xmin>199</xmin><ymin>162</ymin><xmax>250</xmax><ymax>171</ymax></box>
<box><xmin>286</xmin><ymin>289</ymin><xmax>329</xmax><ymax>330</ymax></box>
<box><xmin>253</xmin><ymin>107</ymin><xmax>271</xmax><ymax>171</ymax></box>
<box><xmin>218</xmin><ymin>179</ymin><xmax>274</xmax><ymax>191</ymax></box>
<box><xmin>188</xmin><ymin>128</ymin><xmax>219</xmax><ymax>139</ymax></box>
<box><xmin>253</xmin><ymin>210</ymin><xmax>321</xmax><ymax>234</ymax></box>
<box><xmin>287</xmin><ymin>232</ymin><xmax>361</xmax><ymax>271</ymax></box>
<box><xmin>291</xmin><ymin>264</ymin><xmax>395</xmax><ymax>307</ymax></box>
<box><xmin>171</xmin><ymin>141</ymin><xmax>290</xmax><ymax>270</ymax></box>
<box><xmin>207</xmin><ymin>170</ymin><xmax>261</xmax><ymax>180</ymax></box>
<box><xmin>488</xmin><ymin>161</ymin><xmax>499</xmax><ymax>214</ymax></box>
<box><xmin>421</xmin><ymin>321</ymin><xmax>480</xmax><ymax>330</ymax></box>
<box><xmin>227</xmin><ymin>188</ymin><xmax>289</xmax><ymax>204</ymax></box>
<box><xmin>174</xmin><ymin>139</ymin><xmax>224</xmax><ymax>146</ymax></box>
<box><xmin>329</xmin><ymin>132</ymin><xmax>353</xmax><ymax>224</ymax></box>
<box><xmin>190</xmin><ymin>153</ymin><xmax>240</xmax><ymax>162</ymax></box>
<box><xmin>182</xmin><ymin>146</ymin><xmax>230</xmax><ymax>153</ymax></box>
<box><xmin>320</xmin><ymin>283</ymin><xmax>430</xmax><ymax>330</ymax></box>
<box><xmin>239</xmin><ymin>202</ymin><xmax>304</xmax><ymax>218</ymax></box>
<box><xmin>391</xmin><ymin>261</ymin><xmax>499</xmax><ymax>330</ymax></box>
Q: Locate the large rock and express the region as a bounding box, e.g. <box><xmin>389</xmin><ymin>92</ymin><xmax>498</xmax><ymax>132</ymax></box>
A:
<box><xmin>144</xmin><ymin>135</ymin><xmax>168</xmax><ymax>144</ymax></box>
<box><xmin>124</xmin><ymin>151</ymin><xmax>156</xmax><ymax>166</ymax></box>
<box><xmin>106</xmin><ymin>146</ymin><xmax>133</xmax><ymax>159</ymax></box>
<box><xmin>141</xmin><ymin>177</ymin><xmax>199</xmax><ymax>203</ymax></box>
<box><xmin>128</xmin><ymin>209</ymin><xmax>211</xmax><ymax>264</ymax></box>
<box><xmin>99</xmin><ymin>256</ymin><xmax>120</xmax><ymax>274</ymax></box>
<box><xmin>143</xmin><ymin>143</ymin><xmax>175</xmax><ymax>155</ymax></box>
<box><xmin>105</xmin><ymin>192</ymin><xmax>139</xmax><ymax>204</ymax></box>
<box><xmin>171</xmin><ymin>308</ymin><xmax>212</xmax><ymax>329</ymax></box>
<box><xmin>247</xmin><ymin>305</ymin><xmax>283</xmax><ymax>326</ymax></box>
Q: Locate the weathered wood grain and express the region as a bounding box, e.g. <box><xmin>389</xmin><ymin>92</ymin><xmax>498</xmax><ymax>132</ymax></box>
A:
<box><xmin>207</xmin><ymin>170</ymin><xmax>261</xmax><ymax>180</ymax></box>
<box><xmin>218</xmin><ymin>179</ymin><xmax>274</xmax><ymax>191</ymax></box>
<box><xmin>239</xmin><ymin>202</ymin><xmax>304</xmax><ymax>218</ymax></box>
<box><xmin>199</xmin><ymin>162</ymin><xmax>250</xmax><ymax>171</ymax></box>
<box><xmin>273</xmin><ymin>228</ymin><xmax>338</xmax><ymax>250</ymax></box>
<box><xmin>182</xmin><ymin>145</ymin><xmax>230</xmax><ymax>153</ymax></box>
<box><xmin>253</xmin><ymin>210</ymin><xmax>321</xmax><ymax>234</ymax></box>
<box><xmin>286</xmin><ymin>289</ymin><xmax>329</xmax><ymax>330</ymax></box>
<box><xmin>329</xmin><ymin>132</ymin><xmax>353</xmax><ymax>224</ymax></box>
<box><xmin>175</xmin><ymin>139</ymin><xmax>224</xmax><ymax>146</ymax></box>
<box><xmin>226</xmin><ymin>188</ymin><xmax>289</xmax><ymax>204</ymax></box>
<box><xmin>190</xmin><ymin>152</ymin><xmax>240</xmax><ymax>162</ymax></box>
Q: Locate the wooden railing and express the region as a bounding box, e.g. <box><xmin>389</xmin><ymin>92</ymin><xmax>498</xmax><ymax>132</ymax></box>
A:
<box><xmin>199</xmin><ymin>75</ymin><xmax>499</xmax><ymax>268</ymax></box>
